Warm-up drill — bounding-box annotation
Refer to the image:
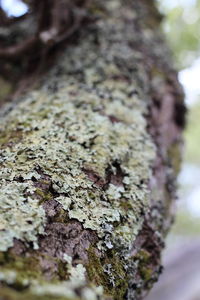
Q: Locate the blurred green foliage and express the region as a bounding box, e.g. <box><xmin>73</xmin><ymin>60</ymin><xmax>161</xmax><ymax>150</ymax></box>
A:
<box><xmin>157</xmin><ymin>0</ymin><xmax>200</xmax><ymax>69</ymax></box>
<box><xmin>172</xmin><ymin>211</ymin><xmax>200</xmax><ymax>236</ymax></box>
<box><xmin>184</xmin><ymin>101</ymin><xmax>200</xmax><ymax>165</ymax></box>
<box><xmin>156</xmin><ymin>1</ymin><xmax>200</xmax><ymax>238</ymax></box>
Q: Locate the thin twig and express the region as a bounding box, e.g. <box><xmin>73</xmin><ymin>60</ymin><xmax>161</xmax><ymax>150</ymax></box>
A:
<box><xmin>0</xmin><ymin>0</ymin><xmax>91</xmax><ymax>76</ymax></box>
<box><xmin>0</xmin><ymin>36</ymin><xmax>38</xmax><ymax>59</ymax></box>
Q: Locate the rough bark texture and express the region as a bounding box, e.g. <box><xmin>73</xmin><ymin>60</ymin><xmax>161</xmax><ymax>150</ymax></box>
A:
<box><xmin>0</xmin><ymin>0</ymin><xmax>185</xmax><ymax>299</ymax></box>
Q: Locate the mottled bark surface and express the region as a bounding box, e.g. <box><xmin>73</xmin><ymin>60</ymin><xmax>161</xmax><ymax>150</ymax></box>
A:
<box><xmin>0</xmin><ymin>0</ymin><xmax>185</xmax><ymax>299</ymax></box>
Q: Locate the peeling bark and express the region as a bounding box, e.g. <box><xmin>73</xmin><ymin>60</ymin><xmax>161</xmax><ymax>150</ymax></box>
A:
<box><xmin>0</xmin><ymin>0</ymin><xmax>185</xmax><ymax>299</ymax></box>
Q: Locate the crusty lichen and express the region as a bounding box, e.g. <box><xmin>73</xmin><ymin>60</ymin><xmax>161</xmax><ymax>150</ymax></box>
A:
<box><xmin>0</xmin><ymin>181</ymin><xmax>45</xmax><ymax>251</ymax></box>
<box><xmin>0</xmin><ymin>0</ymin><xmax>182</xmax><ymax>298</ymax></box>
<box><xmin>0</xmin><ymin>52</ymin><xmax>155</xmax><ymax>254</ymax></box>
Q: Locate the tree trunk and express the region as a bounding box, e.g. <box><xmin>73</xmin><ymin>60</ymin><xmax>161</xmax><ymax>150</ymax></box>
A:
<box><xmin>0</xmin><ymin>0</ymin><xmax>185</xmax><ymax>299</ymax></box>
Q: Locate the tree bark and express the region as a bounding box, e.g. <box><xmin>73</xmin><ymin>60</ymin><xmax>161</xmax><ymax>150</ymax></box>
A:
<box><xmin>0</xmin><ymin>0</ymin><xmax>185</xmax><ymax>299</ymax></box>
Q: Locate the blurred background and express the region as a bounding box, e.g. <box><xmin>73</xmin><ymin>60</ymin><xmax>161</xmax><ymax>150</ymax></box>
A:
<box><xmin>146</xmin><ymin>1</ymin><xmax>200</xmax><ymax>299</ymax></box>
<box><xmin>0</xmin><ymin>0</ymin><xmax>200</xmax><ymax>299</ymax></box>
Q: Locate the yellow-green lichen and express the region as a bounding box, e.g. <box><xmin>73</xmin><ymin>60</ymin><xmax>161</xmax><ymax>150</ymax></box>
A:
<box><xmin>0</xmin><ymin>252</ymin><xmax>103</xmax><ymax>300</ymax></box>
<box><xmin>135</xmin><ymin>249</ymin><xmax>155</xmax><ymax>287</ymax></box>
<box><xmin>0</xmin><ymin>288</ymin><xmax>77</xmax><ymax>300</ymax></box>
<box><xmin>0</xmin><ymin>268</ymin><xmax>104</xmax><ymax>300</ymax></box>
<box><xmin>0</xmin><ymin>254</ymin><xmax>43</xmax><ymax>289</ymax></box>
<box><xmin>0</xmin><ymin>284</ymin><xmax>102</xmax><ymax>300</ymax></box>
<box><xmin>35</xmin><ymin>188</ymin><xmax>52</xmax><ymax>203</ymax></box>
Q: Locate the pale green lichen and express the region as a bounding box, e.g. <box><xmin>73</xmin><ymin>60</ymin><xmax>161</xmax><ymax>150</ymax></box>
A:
<box><xmin>69</xmin><ymin>264</ymin><xmax>86</xmax><ymax>283</ymax></box>
<box><xmin>0</xmin><ymin>181</ymin><xmax>45</xmax><ymax>251</ymax></box>
<box><xmin>63</xmin><ymin>254</ymin><xmax>87</xmax><ymax>284</ymax></box>
<box><xmin>0</xmin><ymin>0</ymin><xmax>162</xmax><ymax>298</ymax></box>
<box><xmin>0</xmin><ymin>74</ymin><xmax>155</xmax><ymax>253</ymax></box>
<box><xmin>0</xmin><ymin>270</ymin><xmax>16</xmax><ymax>285</ymax></box>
